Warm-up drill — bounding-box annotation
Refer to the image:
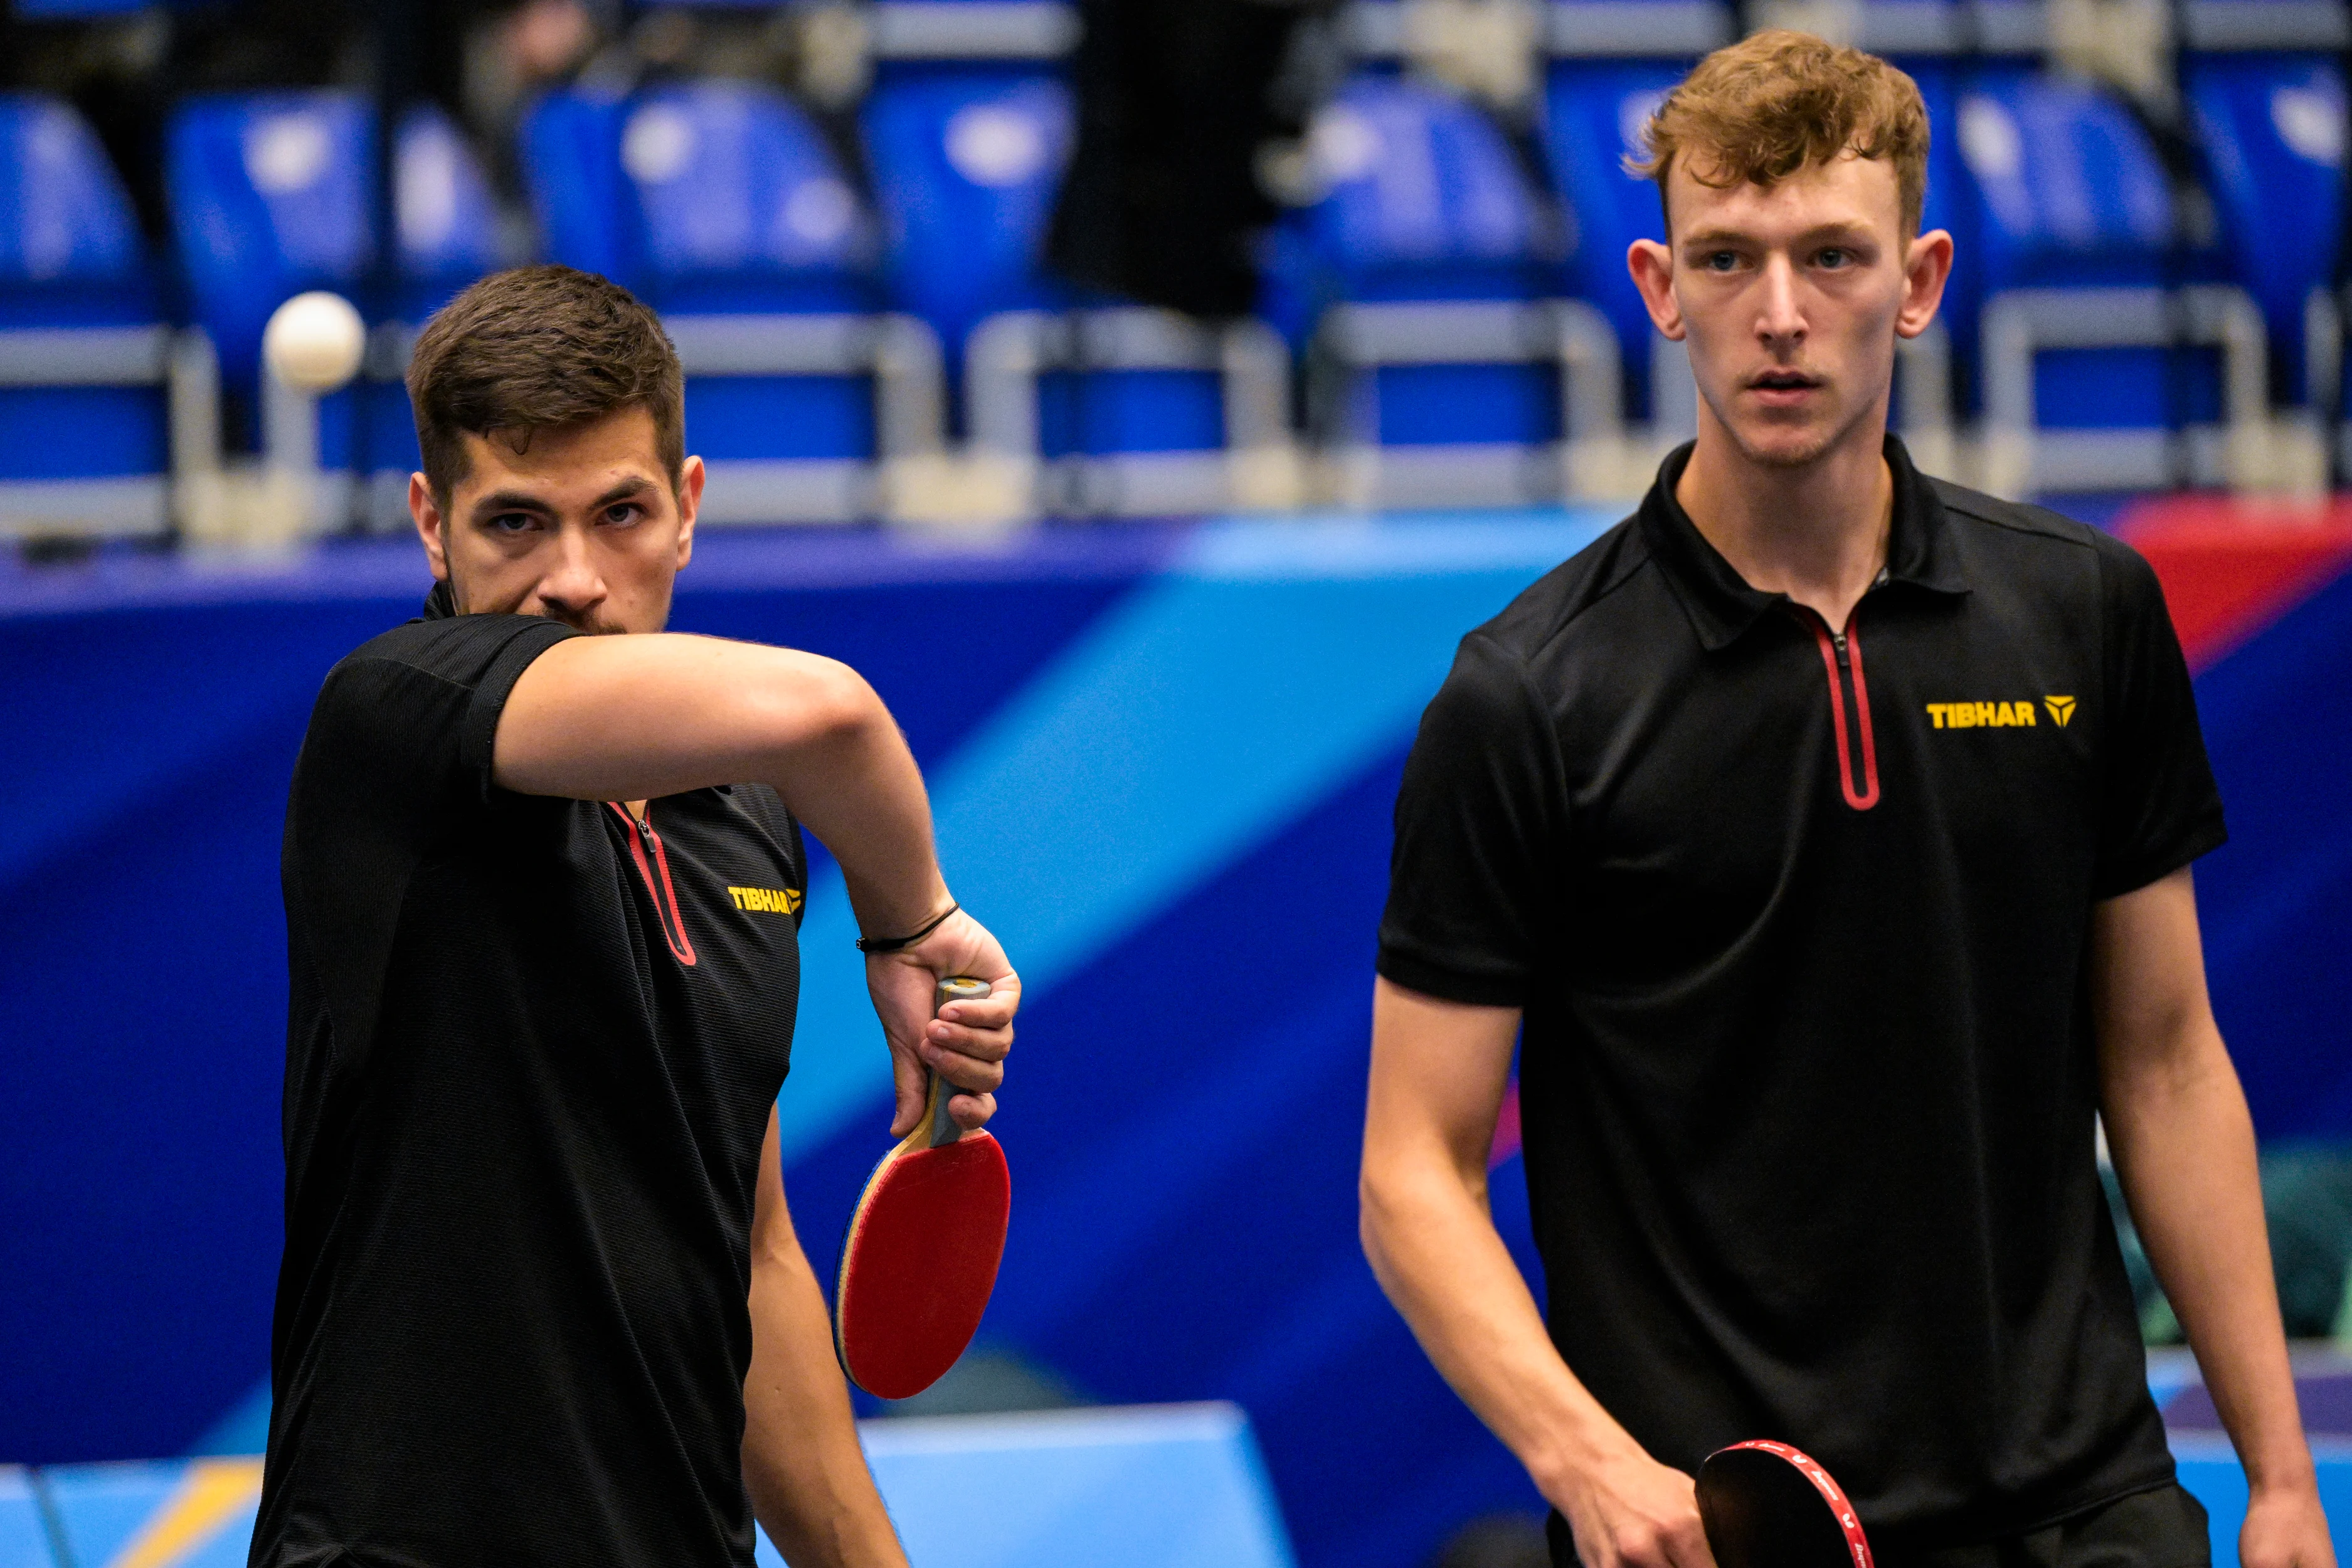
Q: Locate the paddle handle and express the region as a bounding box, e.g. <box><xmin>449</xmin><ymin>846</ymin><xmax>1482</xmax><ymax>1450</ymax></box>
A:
<box><xmin>927</xmin><ymin>977</ymin><xmax>993</xmax><ymax>1147</ymax></box>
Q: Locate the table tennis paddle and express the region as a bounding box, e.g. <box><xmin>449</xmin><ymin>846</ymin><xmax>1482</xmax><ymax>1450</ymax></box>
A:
<box><xmin>832</xmin><ymin>976</ymin><xmax>1010</xmax><ymax>1401</ymax></box>
<box><xmin>1698</xmin><ymin>1441</ymin><xmax>1875</xmax><ymax>1568</ymax></box>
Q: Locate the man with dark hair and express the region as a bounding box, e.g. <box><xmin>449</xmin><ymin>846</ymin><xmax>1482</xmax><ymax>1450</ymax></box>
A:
<box><xmin>1362</xmin><ymin>33</ymin><xmax>2334</xmax><ymax>1568</ymax></box>
<box><xmin>255</xmin><ymin>264</ymin><xmax>1013</xmax><ymax>1568</ymax></box>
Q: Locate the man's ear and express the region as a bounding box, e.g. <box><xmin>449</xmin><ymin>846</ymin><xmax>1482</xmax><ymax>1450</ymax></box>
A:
<box><xmin>1628</xmin><ymin>238</ymin><xmax>1685</xmax><ymax>341</ymax></box>
<box><xmin>1897</xmin><ymin>228</ymin><xmax>1955</xmax><ymax>340</ymax></box>
<box><xmin>674</xmin><ymin>455</ymin><xmax>704</xmax><ymax>571</ymax></box>
<box><xmin>410</xmin><ymin>473</ymin><xmax>451</xmax><ymax>583</ymax></box>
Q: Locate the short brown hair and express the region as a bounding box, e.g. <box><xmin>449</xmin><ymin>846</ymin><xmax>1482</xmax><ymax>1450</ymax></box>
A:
<box><xmin>1628</xmin><ymin>30</ymin><xmax>1930</xmax><ymax>236</ymax></box>
<box><xmin>406</xmin><ymin>265</ymin><xmax>684</xmax><ymax>504</ymax></box>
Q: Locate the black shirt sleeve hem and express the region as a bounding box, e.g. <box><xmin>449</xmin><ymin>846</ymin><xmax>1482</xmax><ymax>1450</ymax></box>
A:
<box><xmin>2093</xmin><ymin>812</ymin><xmax>2229</xmax><ymax>901</ymax></box>
<box><xmin>457</xmin><ymin>618</ymin><xmax>580</xmax><ymax>805</ymax></box>
<box><xmin>1375</xmin><ymin>949</ymin><xmax>1527</xmax><ymax>1010</ymax></box>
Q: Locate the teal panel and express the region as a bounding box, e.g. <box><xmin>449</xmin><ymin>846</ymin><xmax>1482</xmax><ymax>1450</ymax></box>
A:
<box><xmin>0</xmin><ymin>1470</ymin><xmax>56</xmax><ymax>1568</ymax></box>
<box><xmin>756</xmin><ymin>1403</ymin><xmax>1294</xmax><ymax>1568</ymax></box>
<box><xmin>43</xmin><ymin>1459</ymin><xmax>260</xmax><ymax>1568</ymax></box>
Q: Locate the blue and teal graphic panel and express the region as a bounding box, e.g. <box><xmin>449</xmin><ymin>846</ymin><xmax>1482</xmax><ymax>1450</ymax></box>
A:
<box><xmin>40</xmin><ymin>1459</ymin><xmax>262</xmax><ymax>1568</ymax></box>
<box><xmin>755</xmin><ymin>1404</ymin><xmax>1294</xmax><ymax>1568</ymax></box>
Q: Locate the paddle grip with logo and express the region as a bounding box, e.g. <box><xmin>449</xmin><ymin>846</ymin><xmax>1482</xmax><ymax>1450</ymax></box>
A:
<box><xmin>926</xmin><ymin>977</ymin><xmax>993</xmax><ymax>1147</ymax></box>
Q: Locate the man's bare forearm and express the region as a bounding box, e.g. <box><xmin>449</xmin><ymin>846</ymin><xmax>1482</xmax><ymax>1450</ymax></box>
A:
<box><xmin>1359</xmin><ymin>978</ymin><xmax>1710</xmax><ymax>1568</ymax></box>
<box><xmin>743</xmin><ymin>1113</ymin><xmax>905</xmax><ymax>1568</ymax></box>
<box><xmin>495</xmin><ymin>633</ymin><xmax>948</xmax><ymax>934</ymax></box>
<box><xmin>2094</xmin><ymin>871</ymin><xmax>2315</xmax><ymax>1499</ymax></box>
<box><xmin>1362</xmin><ymin>1151</ymin><xmax>1642</xmax><ymax>1491</ymax></box>
<box><xmin>2105</xmin><ymin>1025</ymin><xmax>2312</xmax><ymax>1491</ymax></box>
<box><xmin>743</xmin><ymin>1239</ymin><xmax>905</xmax><ymax>1567</ymax></box>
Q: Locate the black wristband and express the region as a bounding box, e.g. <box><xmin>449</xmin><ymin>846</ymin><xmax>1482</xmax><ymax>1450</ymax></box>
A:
<box><xmin>856</xmin><ymin>902</ymin><xmax>959</xmax><ymax>954</ymax></box>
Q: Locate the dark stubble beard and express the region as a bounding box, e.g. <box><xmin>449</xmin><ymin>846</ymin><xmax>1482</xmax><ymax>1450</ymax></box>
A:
<box><xmin>449</xmin><ymin>575</ymin><xmax>633</xmax><ymax>636</ymax></box>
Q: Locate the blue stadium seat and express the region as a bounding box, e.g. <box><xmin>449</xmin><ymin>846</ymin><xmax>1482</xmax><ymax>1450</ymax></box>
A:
<box><xmin>1956</xmin><ymin>72</ymin><xmax>2181</xmax><ymax>299</ymax></box>
<box><xmin>1543</xmin><ymin>61</ymin><xmax>1682</xmax><ymax>419</ymax></box>
<box><xmin>1954</xmin><ymin>69</ymin><xmax>2263</xmax><ymax>490</ymax></box>
<box><xmin>523</xmin><ymin>87</ymin><xmax>636</xmax><ymax>287</ymax></box>
<box><xmin>862</xmin><ymin>69</ymin><xmax>1072</xmax><ymax>365</ymax></box>
<box><xmin>2186</xmin><ymin>53</ymin><xmax>2344</xmax><ymax>405</ymax></box>
<box><xmin>166</xmin><ymin>90</ymin><xmax>504</xmax><ymax>517</ymax></box>
<box><xmin>523</xmin><ymin>82</ymin><xmax>938</xmax><ymax>522</ymax></box>
<box><xmin>616</xmin><ymin>82</ymin><xmax>874</xmax><ymax>313</ymax></box>
<box><xmin>864</xmin><ymin>67</ymin><xmax>1278</xmax><ymax>517</ymax></box>
<box><xmin>0</xmin><ymin>93</ymin><xmax>179</xmax><ymax>539</ymax></box>
<box><xmin>167</xmin><ymin>92</ymin><xmax>501</xmax><ymax>387</ymax></box>
<box><xmin>0</xmin><ymin>94</ymin><xmax>154</xmax><ymax>329</ymax></box>
<box><xmin>1294</xmin><ymin>75</ymin><xmax>1619</xmax><ymax>504</ymax></box>
<box><xmin>1304</xmin><ymin>76</ymin><xmax>1549</xmax><ymax>306</ymax></box>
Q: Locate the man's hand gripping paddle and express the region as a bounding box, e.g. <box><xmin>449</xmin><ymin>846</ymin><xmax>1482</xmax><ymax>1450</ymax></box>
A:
<box><xmin>832</xmin><ymin>977</ymin><xmax>1011</xmax><ymax>1400</ymax></box>
<box><xmin>1698</xmin><ymin>1441</ymin><xmax>1875</xmax><ymax>1568</ymax></box>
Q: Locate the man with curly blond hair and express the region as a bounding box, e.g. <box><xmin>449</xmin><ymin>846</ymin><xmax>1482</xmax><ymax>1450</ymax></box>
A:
<box><xmin>1364</xmin><ymin>33</ymin><xmax>2334</xmax><ymax>1568</ymax></box>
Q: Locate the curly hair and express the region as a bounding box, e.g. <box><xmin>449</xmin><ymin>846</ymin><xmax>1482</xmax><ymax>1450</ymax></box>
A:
<box><xmin>406</xmin><ymin>265</ymin><xmax>684</xmax><ymax>504</ymax></box>
<box><xmin>1627</xmin><ymin>30</ymin><xmax>1931</xmax><ymax>236</ymax></box>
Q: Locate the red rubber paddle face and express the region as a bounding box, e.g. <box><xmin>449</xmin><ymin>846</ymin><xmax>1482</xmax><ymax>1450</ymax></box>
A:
<box><xmin>834</xmin><ymin>1132</ymin><xmax>1011</xmax><ymax>1400</ymax></box>
<box><xmin>1697</xmin><ymin>1441</ymin><xmax>1874</xmax><ymax>1568</ymax></box>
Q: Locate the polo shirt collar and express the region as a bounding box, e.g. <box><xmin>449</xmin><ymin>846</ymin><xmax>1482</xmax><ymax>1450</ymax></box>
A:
<box><xmin>1638</xmin><ymin>433</ymin><xmax>1970</xmax><ymax>652</ymax></box>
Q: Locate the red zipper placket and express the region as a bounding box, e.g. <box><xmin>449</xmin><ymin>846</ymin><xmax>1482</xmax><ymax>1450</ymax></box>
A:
<box><xmin>607</xmin><ymin>802</ymin><xmax>698</xmax><ymax>965</ymax></box>
<box><xmin>1801</xmin><ymin>611</ymin><xmax>1881</xmax><ymax>811</ymax></box>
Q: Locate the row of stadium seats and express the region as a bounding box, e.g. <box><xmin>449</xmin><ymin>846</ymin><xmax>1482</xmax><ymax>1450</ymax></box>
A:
<box><xmin>16</xmin><ymin>0</ymin><xmax>2345</xmax><ymax>58</ymax></box>
<box><xmin>0</xmin><ymin>48</ymin><xmax>2343</xmax><ymax>534</ymax></box>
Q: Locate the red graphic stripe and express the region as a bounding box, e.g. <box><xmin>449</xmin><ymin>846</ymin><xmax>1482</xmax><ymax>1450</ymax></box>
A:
<box><xmin>1806</xmin><ymin>620</ymin><xmax>1879</xmax><ymax>812</ymax></box>
<box><xmin>2119</xmin><ymin>497</ymin><xmax>2352</xmax><ymax>673</ymax></box>
<box><xmin>605</xmin><ymin>803</ymin><xmax>697</xmax><ymax>967</ymax></box>
<box><xmin>1841</xmin><ymin>621</ymin><xmax>1880</xmax><ymax>810</ymax></box>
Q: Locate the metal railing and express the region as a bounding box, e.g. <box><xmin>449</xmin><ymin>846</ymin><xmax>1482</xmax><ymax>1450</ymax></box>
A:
<box><xmin>665</xmin><ymin>312</ymin><xmax>948</xmax><ymax>526</ymax></box>
<box><xmin>0</xmin><ymin>325</ymin><xmax>208</xmax><ymax>541</ymax></box>
<box><xmin>965</xmin><ymin>307</ymin><xmax>1301</xmax><ymax>518</ymax></box>
<box><xmin>1314</xmin><ymin>297</ymin><xmax>1638</xmax><ymax>507</ymax></box>
<box><xmin>1978</xmin><ymin>284</ymin><xmax>2275</xmax><ymax>496</ymax></box>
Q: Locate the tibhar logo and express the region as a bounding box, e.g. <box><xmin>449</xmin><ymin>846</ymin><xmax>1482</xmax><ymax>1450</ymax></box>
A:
<box><xmin>1926</xmin><ymin>700</ymin><xmax>2039</xmax><ymax>729</ymax></box>
<box><xmin>728</xmin><ymin>885</ymin><xmax>803</xmax><ymax>916</ymax></box>
<box><xmin>2044</xmin><ymin>695</ymin><xmax>2077</xmax><ymax>726</ymax></box>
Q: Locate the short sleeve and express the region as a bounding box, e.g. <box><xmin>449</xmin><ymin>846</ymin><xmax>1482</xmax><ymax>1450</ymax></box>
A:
<box><xmin>2092</xmin><ymin>537</ymin><xmax>2227</xmax><ymax>898</ymax></box>
<box><xmin>285</xmin><ymin>613</ymin><xmax>576</xmax><ymax>1059</ymax></box>
<box><xmin>1376</xmin><ymin>631</ymin><xmax>1564</xmax><ymax>1008</ymax></box>
<box><xmin>307</xmin><ymin>613</ymin><xmax>578</xmax><ymax>812</ymax></box>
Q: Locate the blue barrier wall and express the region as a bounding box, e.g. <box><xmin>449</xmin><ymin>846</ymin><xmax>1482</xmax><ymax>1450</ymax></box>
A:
<box><xmin>4</xmin><ymin>512</ymin><xmax>2349</xmax><ymax>1568</ymax></box>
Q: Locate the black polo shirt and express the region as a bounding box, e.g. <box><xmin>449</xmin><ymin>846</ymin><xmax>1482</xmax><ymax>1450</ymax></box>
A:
<box><xmin>257</xmin><ymin>594</ymin><xmax>808</xmax><ymax>1568</ymax></box>
<box><xmin>1378</xmin><ymin>438</ymin><xmax>2225</xmax><ymax>1549</ymax></box>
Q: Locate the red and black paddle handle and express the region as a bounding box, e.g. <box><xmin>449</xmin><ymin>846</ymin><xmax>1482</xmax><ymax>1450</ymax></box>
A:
<box><xmin>924</xmin><ymin>975</ymin><xmax>993</xmax><ymax>1144</ymax></box>
<box><xmin>1697</xmin><ymin>1441</ymin><xmax>1875</xmax><ymax>1568</ymax></box>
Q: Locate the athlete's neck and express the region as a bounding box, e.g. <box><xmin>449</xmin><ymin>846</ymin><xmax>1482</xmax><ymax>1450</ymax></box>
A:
<box><xmin>1673</xmin><ymin>407</ymin><xmax>1892</xmax><ymax>632</ymax></box>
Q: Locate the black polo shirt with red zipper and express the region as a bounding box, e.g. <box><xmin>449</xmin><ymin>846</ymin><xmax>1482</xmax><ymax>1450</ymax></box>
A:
<box><xmin>1377</xmin><ymin>437</ymin><xmax>2225</xmax><ymax>1550</ymax></box>
<box><xmin>258</xmin><ymin>589</ymin><xmax>807</xmax><ymax>1568</ymax></box>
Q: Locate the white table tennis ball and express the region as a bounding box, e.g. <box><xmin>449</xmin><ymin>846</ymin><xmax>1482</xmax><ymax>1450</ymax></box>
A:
<box><xmin>262</xmin><ymin>290</ymin><xmax>366</xmax><ymax>395</ymax></box>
